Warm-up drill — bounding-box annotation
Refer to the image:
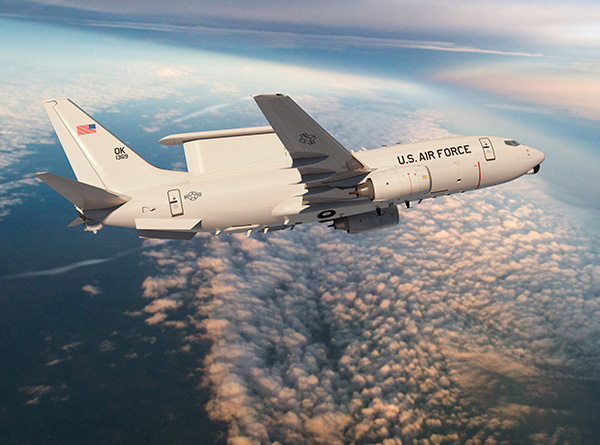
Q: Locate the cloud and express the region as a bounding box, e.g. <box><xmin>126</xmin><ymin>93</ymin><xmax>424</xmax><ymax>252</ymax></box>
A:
<box><xmin>143</xmin><ymin>298</ymin><xmax>181</xmax><ymax>313</ymax></box>
<box><xmin>2</xmin><ymin>246</ymin><xmax>146</xmax><ymax>280</ymax></box>
<box><xmin>82</xmin><ymin>284</ymin><xmax>102</xmax><ymax>296</ymax></box>
<box><xmin>19</xmin><ymin>384</ymin><xmax>69</xmax><ymax>405</ymax></box>
<box><xmin>437</xmin><ymin>62</ymin><xmax>600</xmax><ymax>121</ymax></box>
<box><xmin>169</xmin><ymin>97</ymin><xmax>251</xmax><ymax>125</ymax></box>
<box><xmin>154</xmin><ymin>66</ymin><xmax>192</xmax><ymax>78</ymax></box>
<box><xmin>29</xmin><ymin>16</ymin><xmax>550</xmax><ymax>58</ymax></box>
<box><xmin>139</xmin><ymin>183</ymin><xmax>600</xmax><ymax>443</ymax></box>
<box><xmin>18</xmin><ymin>1</ymin><xmax>600</xmax><ymax>53</ymax></box>
<box><xmin>141</xmin><ymin>275</ymin><xmax>188</xmax><ymax>299</ymax></box>
<box><xmin>2</xmin><ymin>258</ymin><xmax>112</xmax><ymax>280</ymax></box>
<box><xmin>0</xmin><ymin>175</ymin><xmax>41</xmax><ymax>219</ymax></box>
<box><xmin>19</xmin><ymin>385</ymin><xmax>53</xmax><ymax>405</ymax></box>
<box><xmin>145</xmin><ymin>312</ymin><xmax>169</xmax><ymax>326</ymax></box>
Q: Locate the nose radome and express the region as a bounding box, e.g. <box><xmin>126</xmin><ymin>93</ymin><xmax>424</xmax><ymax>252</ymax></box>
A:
<box><xmin>523</xmin><ymin>146</ymin><xmax>545</xmax><ymax>175</ymax></box>
<box><xmin>529</xmin><ymin>147</ymin><xmax>546</xmax><ymax>166</ymax></box>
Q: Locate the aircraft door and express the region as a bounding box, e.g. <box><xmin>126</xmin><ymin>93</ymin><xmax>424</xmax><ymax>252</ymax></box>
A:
<box><xmin>167</xmin><ymin>189</ymin><xmax>184</xmax><ymax>217</ymax></box>
<box><xmin>480</xmin><ymin>138</ymin><xmax>496</xmax><ymax>161</ymax></box>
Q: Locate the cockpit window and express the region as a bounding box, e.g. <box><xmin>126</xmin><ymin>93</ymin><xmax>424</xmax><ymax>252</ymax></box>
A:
<box><xmin>504</xmin><ymin>140</ymin><xmax>520</xmax><ymax>146</ymax></box>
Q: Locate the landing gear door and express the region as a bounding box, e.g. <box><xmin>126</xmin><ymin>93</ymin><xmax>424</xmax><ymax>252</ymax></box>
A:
<box><xmin>168</xmin><ymin>189</ymin><xmax>184</xmax><ymax>217</ymax></box>
<box><xmin>480</xmin><ymin>138</ymin><xmax>496</xmax><ymax>161</ymax></box>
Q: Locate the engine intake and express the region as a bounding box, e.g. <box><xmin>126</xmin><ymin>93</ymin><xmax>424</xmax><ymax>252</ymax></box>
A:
<box><xmin>355</xmin><ymin>165</ymin><xmax>432</xmax><ymax>202</ymax></box>
<box><xmin>332</xmin><ymin>207</ymin><xmax>399</xmax><ymax>234</ymax></box>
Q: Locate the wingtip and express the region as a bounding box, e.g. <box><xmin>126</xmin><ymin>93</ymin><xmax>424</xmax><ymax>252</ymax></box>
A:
<box><xmin>252</xmin><ymin>93</ymin><xmax>288</xmax><ymax>99</ymax></box>
<box><xmin>42</xmin><ymin>97</ymin><xmax>70</xmax><ymax>104</ymax></box>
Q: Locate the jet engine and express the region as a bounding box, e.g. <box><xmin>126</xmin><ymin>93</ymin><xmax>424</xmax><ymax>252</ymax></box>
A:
<box><xmin>354</xmin><ymin>165</ymin><xmax>432</xmax><ymax>202</ymax></box>
<box><xmin>332</xmin><ymin>207</ymin><xmax>399</xmax><ymax>234</ymax></box>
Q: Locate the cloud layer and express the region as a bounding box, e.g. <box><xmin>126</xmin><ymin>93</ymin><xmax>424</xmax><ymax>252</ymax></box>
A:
<box><xmin>139</xmin><ymin>185</ymin><xmax>600</xmax><ymax>443</ymax></box>
<box><xmin>2</xmin><ymin>9</ymin><xmax>599</xmax><ymax>444</ymax></box>
<box><xmin>437</xmin><ymin>62</ymin><xmax>600</xmax><ymax>121</ymax></box>
<box><xmin>19</xmin><ymin>1</ymin><xmax>600</xmax><ymax>54</ymax></box>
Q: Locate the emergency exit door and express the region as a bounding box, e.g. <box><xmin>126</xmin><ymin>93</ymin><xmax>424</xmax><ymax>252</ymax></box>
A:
<box><xmin>168</xmin><ymin>189</ymin><xmax>184</xmax><ymax>217</ymax></box>
<box><xmin>480</xmin><ymin>138</ymin><xmax>496</xmax><ymax>161</ymax></box>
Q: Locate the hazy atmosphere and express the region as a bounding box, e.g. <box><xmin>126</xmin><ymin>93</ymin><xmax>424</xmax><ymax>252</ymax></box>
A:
<box><xmin>1</xmin><ymin>1</ymin><xmax>599</xmax><ymax>443</ymax></box>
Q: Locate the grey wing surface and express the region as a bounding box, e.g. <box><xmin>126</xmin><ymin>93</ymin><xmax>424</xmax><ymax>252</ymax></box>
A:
<box><xmin>253</xmin><ymin>94</ymin><xmax>371</xmax><ymax>196</ymax></box>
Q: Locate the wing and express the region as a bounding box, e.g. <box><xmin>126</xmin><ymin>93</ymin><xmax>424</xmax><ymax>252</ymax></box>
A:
<box><xmin>253</xmin><ymin>94</ymin><xmax>371</xmax><ymax>205</ymax></box>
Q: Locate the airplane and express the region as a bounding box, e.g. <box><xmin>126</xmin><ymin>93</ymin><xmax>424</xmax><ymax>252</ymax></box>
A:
<box><xmin>37</xmin><ymin>94</ymin><xmax>545</xmax><ymax>240</ymax></box>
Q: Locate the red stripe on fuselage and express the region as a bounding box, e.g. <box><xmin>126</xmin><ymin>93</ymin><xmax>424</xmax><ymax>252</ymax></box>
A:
<box><xmin>476</xmin><ymin>161</ymin><xmax>481</xmax><ymax>189</ymax></box>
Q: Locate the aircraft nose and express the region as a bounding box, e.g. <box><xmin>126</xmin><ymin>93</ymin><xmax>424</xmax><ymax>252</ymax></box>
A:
<box><xmin>524</xmin><ymin>146</ymin><xmax>545</xmax><ymax>174</ymax></box>
<box><xmin>529</xmin><ymin>146</ymin><xmax>546</xmax><ymax>165</ymax></box>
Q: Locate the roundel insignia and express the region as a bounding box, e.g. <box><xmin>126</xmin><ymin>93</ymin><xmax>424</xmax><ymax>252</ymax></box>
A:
<box><xmin>184</xmin><ymin>191</ymin><xmax>201</xmax><ymax>201</ymax></box>
<box><xmin>299</xmin><ymin>133</ymin><xmax>316</xmax><ymax>145</ymax></box>
<box><xmin>317</xmin><ymin>210</ymin><xmax>336</xmax><ymax>219</ymax></box>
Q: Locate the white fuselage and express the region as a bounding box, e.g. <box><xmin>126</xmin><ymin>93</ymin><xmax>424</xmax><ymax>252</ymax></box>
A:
<box><xmin>89</xmin><ymin>135</ymin><xmax>545</xmax><ymax>234</ymax></box>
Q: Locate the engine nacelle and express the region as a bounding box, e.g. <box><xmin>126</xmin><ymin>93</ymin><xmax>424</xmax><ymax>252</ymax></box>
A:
<box><xmin>332</xmin><ymin>207</ymin><xmax>399</xmax><ymax>234</ymax></box>
<box><xmin>355</xmin><ymin>165</ymin><xmax>432</xmax><ymax>202</ymax></box>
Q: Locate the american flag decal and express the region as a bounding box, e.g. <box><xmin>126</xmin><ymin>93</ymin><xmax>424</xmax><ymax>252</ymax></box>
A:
<box><xmin>77</xmin><ymin>124</ymin><xmax>97</xmax><ymax>136</ymax></box>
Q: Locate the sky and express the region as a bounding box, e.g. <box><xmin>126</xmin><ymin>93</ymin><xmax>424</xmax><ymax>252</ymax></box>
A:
<box><xmin>8</xmin><ymin>0</ymin><xmax>600</xmax><ymax>54</ymax></box>
<box><xmin>0</xmin><ymin>1</ymin><xmax>599</xmax><ymax>444</ymax></box>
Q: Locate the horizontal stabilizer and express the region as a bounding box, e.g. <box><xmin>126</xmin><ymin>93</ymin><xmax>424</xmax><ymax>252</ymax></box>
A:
<box><xmin>137</xmin><ymin>230</ymin><xmax>196</xmax><ymax>240</ymax></box>
<box><xmin>68</xmin><ymin>216</ymin><xmax>84</xmax><ymax>227</ymax></box>
<box><xmin>135</xmin><ymin>219</ymin><xmax>202</xmax><ymax>240</ymax></box>
<box><xmin>135</xmin><ymin>218</ymin><xmax>202</xmax><ymax>232</ymax></box>
<box><xmin>36</xmin><ymin>172</ymin><xmax>131</xmax><ymax>210</ymax></box>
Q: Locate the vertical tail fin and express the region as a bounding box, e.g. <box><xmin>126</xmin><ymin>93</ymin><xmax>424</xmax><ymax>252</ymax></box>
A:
<box><xmin>43</xmin><ymin>98</ymin><xmax>187</xmax><ymax>192</ymax></box>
